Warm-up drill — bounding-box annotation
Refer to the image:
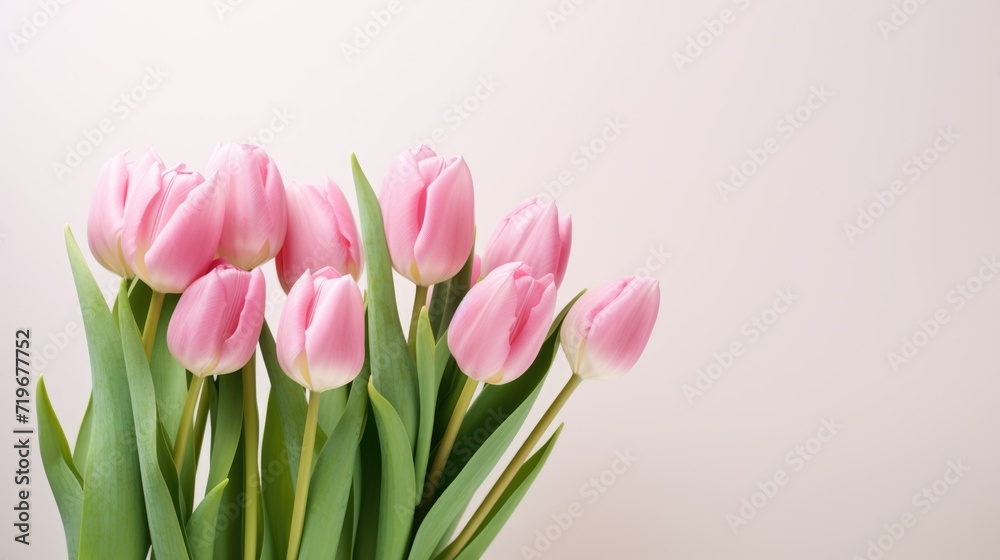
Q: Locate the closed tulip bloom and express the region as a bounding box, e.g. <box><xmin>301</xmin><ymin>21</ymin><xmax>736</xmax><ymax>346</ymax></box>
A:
<box><xmin>379</xmin><ymin>145</ymin><xmax>475</xmax><ymax>286</ymax></box>
<box><xmin>276</xmin><ymin>267</ymin><xmax>365</xmax><ymax>392</ymax></box>
<box><xmin>448</xmin><ymin>262</ymin><xmax>557</xmax><ymax>384</ymax></box>
<box><xmin>560</xmin><ymin>276</ymin><xmax>660</xmax><ymax>380</ymax></box>
<box><xmin>483</xmin><ymin>198</ymin><xmax>572</xmax><ymax>287</ymax></box>
<box><xmin>122</xmin><ymin>162</ymin><xmax>226</xmax><ymax>293</ymax></box>
<box><xmin>167</xmin><ymin>259</ymin><xmax>266</xmax><ymax>376</ymax></box>
<box><xmin>87</xmin><ymin>149</ymin><xmax>162</xmax><ymax>277</ymax></box>
<box><xmin>275</xmin><ymin>179</ymin><xmax>363</xmax><ymax>293</ymax></box>
<box><xmin>206</xmin><ymin>143</ymin><xmax>287</xmax><ymax>270</ymax></box>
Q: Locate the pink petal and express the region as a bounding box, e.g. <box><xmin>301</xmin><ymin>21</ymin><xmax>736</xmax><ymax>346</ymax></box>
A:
<box><xmin>413</xmin><ymin>157</ymin><xmax>475</xmax><ymax>285</ymax></box>
<box><xmin>276</xmin><ymin>270</ymin><xmax>317</xmax><ymax>389</ymax></box>
<box><xmin>447</xmin><ymin>265</ymin><xmax>519</xmax><ymax>381</ymax></box>
<box><xmin>303</xmin><ymin>276</ymin><xmax>366</xmax><ymax>391</ymax></box>
<box><xmin>214</xmin><ymin>268</ymin><xmax>266</xmax><ymax>374</ymax></box>
<box><xmin>500</xmin><ymin>274</ymin><xmax>557</xmax><ymax>383</ymax></box>
<box><xmin>167</xmin><ymin>269</ymin><xmax>231</xmax><ymax>375</ymax></box>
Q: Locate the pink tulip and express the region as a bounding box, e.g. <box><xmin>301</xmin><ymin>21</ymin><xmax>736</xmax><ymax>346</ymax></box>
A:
<box><xmin>122</xmin><ymin>162</ymin><xmax>226</xmax><ymax>293</ymax></box>
<box><xmin>205</xmin><ymin>143</ymin><xmax>287</xmax><ymax>270</ymax></box>
<box><xmin>560</xmin><ymin>276</ymin><xmax>660</xmax><ymax>380</ymax></box>
<box><xmin>276</xmin><ymin>267</ymin><xmax>366</xmax><ymax>392</ymax></box>
<box><xmin>87</xmin><ymin>149</ymin><xmax>162</xmax><ymax>277</ymax></box>
<box><xmin>447</xmin><ymin>262</ymin><xmax>557</xmax><ymax>385</ymax></box>
<box><xmin>379</xmin><ymin>145</ymin><xmax>475</xmax><ymax>286</ymax></box>
<box><xmin>275</xmin><ymin>179</ymin><xmax>363</xmax><ymax>293</ymax></box>
<box><xmin>483</xmin><ymin>197</ymin><xmax>572</xmax><ymax>287</ymax></box>
<box><xmin>167</xmin><ymin>259</ymin><xmax>266</xmax><ymax>376</ymax></box>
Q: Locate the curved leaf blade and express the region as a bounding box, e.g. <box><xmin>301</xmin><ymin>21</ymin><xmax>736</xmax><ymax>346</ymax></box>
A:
<box><xmin>36</xmin><ymin>377</ymin><xmax>84</xmax><ymax>559</ymax></box>
<box><xmin>414</xmin><ymin>308</ymin><xmax>436</xmax><ymax>501</ymax></box>
<box><xmin>187</xmin><ymin>479</ymin><xmax>229</xmax><ymax>560</ymax></box>
<box><xmin>65</xmin><ymin>227</ymin><xmax>149</xmax><ymax>559</ymax></box>
<box><xmin>369</xmin><ymin>383</ymin><xmax>417</xmax><ymax>560</ymax></box>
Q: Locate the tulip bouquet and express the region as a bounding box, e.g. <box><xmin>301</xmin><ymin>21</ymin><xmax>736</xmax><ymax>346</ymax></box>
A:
<box><xmin>37</xmin><ymin>142</ymin><xmax>660</xmax><ymax>560</ymax></box>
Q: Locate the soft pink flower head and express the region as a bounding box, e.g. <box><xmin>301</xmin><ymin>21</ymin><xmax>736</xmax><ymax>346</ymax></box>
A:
<box><xmin>167</xmin><ymin>259</ymin><xmax>266</xmax><ymax>377</ymax></box>
<box><xmin>205</xmin><ymin>143</ymin><xmax>287</xmax><ymax>270</ymax></box>
<box><xmin>483</xmin><ymin>197</ymin><xmax>572</xmax><ymax>287</ymax></box>
<box><xmin>379</xmin><ymin>145</ymin><xmax>475</xmax><ymax>286</ymax></box>
<box><xmin>275</xmin><ymin>179</ymin><xmax>363</xmax><ymax>293</ymax></box>
<box><xmin>121</xmin><ymin>162</ymin><xmax>226</xmax><ymax>293</ymax></box>
<box><xmin>276</xmin><ymin>267</ymin><xmax>366</xmax><ymax>392</ymax></box>
<box><xmin>560</xmin><ymin>276</ymin><xmax>660</xmax><ymax>380</ymax></box>
<box><xmin>87</xmin><ymin>149</ymin><xmax>162</xmax><ymax>277</ymax></box>
<box><xmin>448</xmin><ymin>262</ymin><xmax>557</xmax><ymax>385</ymax></box>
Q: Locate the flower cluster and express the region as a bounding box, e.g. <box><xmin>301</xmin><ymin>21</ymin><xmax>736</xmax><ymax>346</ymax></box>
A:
<box><xmin>43</xmin><ymin>142</ymin><xmax>661</xmax><ymax>560</ymax></box>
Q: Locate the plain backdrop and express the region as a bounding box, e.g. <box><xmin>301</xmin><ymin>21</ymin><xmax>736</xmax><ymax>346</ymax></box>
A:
<box><xmin>3</xmin><ymin>0</ymin><xmax>1000</xmax><ymax>558</ymax></box>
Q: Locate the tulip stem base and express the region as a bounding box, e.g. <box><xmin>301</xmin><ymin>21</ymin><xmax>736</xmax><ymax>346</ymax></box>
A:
<box><xmin>141</xmin><ymin>290</ymin><xmax>165</xmax><ymax>360</ymax></box>
<box><xmin>172</xmin><ymin>375</ymin><xmax>205</xmax><ymax>473</ymax></box>
<box><xmin>408</xmin><ymin>285</ymin><xmax>429</xmax><ymax>355</ymax></box>
<box><xmin>286</xmin><ymin>390</ymin><xmax>322</xmax><ymax>560</ymax></box>
<box><xmin>424</xmin><ymin>376</ymin><xmax>477</xmax><ymax>504</ymax></box>
<box><xmin>443</xmin><ymin>374</ymin><xmax>583</xmax><ymax>559</ymax></box>
<box><xmin>243</xmin><ymin>355</ymin><xmax>260</xmax><ymax>560</ymax></box>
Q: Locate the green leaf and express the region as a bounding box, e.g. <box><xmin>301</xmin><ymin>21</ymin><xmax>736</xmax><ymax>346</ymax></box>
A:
<box><xmin>298</xmin><ymin>369</ymin><xmax>370</xmax><ymax>559</ymax></box>
<box><xmin>414</xmin><ymin>308</ymin><xmax>437</xmax><ymax>501</ymax></box>
<box><xmin>212</xmin><ymin>427</ymin><xmax>245</xmax><ymax>560</ymax></box>
<box><xmin>434</xmin><ymin>332</ymin><xmax>451</xmax><ymax>389</ymax></box>
<box><xmin>149</xmin><ymin>294</ymin><xmax>189</xmax><ymax>442</ymax></box>
<box><xmin>452</xmin><ymin>426</ymin><xmax>564</xmax><ymax>560</ymax></box>
<box><xmin>369</xmin><ymin>383</ymin><xmax>417</xmax><ymax>560</ymax></box>
<box><xmin>36</xmin><ymin>377</ymin><xmax>84</xmax><ymax>559</ymax></box>
<box><xmin>261</xmin><ymin>391</ymin><xmax>294</xmax><ymax>558</ymax></box>
<box><xmin>188</xmin><ymin>479</ymin><xmax>229</xmax><ymax>560</ymax></box>
<box><xmin>117</xmin><ymin>283</ymin><xmax>191</xmax><ymax>559</ymax></box>
<box><xmin>72</xmin><ymin>394</ymin><xmax>93</xmax><ymax>476</ymax></box>
<box><xmin>408</xmin><ymin>378</ymin><xmax>548</xmax><ymax>560</ymax></box>
<box><xmin>207</xmin><ymin>374</ymin><xmax>243</xmax><ymax>491</ymax></box>
<box><xmin>352</xmin><ymin>153</ymin><xmax>419</xmax><ymax>448</ymax></box>
<box><xmin>318</xmin><ymin>385</ymin><xmax>349</xmax><ymax>443</ymax></box>
<box><xmin>432</xmin><ymin>243</ymin><xmax>476</xmax><ymax>337</ymax></box>
<box><xmin>65</xmin><ymin>227</ymin><xmax>149</xmax><ymax>559</ymax></box>
<box><xmin>353</xmin><ymin>415</ymin><xmax>381</xmax><ymax>560</ymax></box>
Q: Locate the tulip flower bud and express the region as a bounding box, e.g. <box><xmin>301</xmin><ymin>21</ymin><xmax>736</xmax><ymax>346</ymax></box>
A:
<box><xmin>167</xmin><ymin>259</ymin><xmax>266</xmax><ymax>377</ymax></box>
<box><xmin>87</xmin><ymin>149</ymin><xmax>162</xmax><ymax>277</ymax></box>
<box><xmin>560</xmin><ymin>276</ymin><xmax>660</xmax><ymax>380</ymax></box>
<box><xmin>448</xmin><ymin>262</ymin><xmax>557</xmax><ymax>385</ymax></box>
<box><xmin>275</xmin><ymin>179</ymin><xmax>363</xmax><ymax>293</ymax></box>
<box><xmin>205</xmin><ymin>143</ymin><xmax>287</xmax><ymax>270</ymax></box>
<box><xmin>122</xmin><ymin>162</ymin><xmax>226</xmax><ymax>293</ymax></box>
<box><xmin>276</xmin><ymin>267</ymin><xmax>366</xmax><ymax>392</ymax></box>
<box><xmin>379</xmin><ymin>145</ymin><xmax>475</xmax><ymax>286</ymax></box>
<box><xmin>483</xmin><ymin>197</ymin><xmax>572</xmax><ymax>287</ymax></box>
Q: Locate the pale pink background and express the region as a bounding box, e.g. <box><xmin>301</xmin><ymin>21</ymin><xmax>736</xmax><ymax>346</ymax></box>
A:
<box><xmin>2</xmin><ymin>0</ymin><xmax>1000</xmax><ymax>558</ymax></box>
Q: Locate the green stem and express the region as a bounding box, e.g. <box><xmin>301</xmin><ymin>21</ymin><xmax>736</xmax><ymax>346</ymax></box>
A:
<box><xmin>243</xmin><ymin>354</ymin><xmax>260</xmax><ymax>560</ymax></box>
<box><xmin>172</xmin><ymin>375</ymin><xmax>205</xmax><ymax>472</ymax></box>
<box><xmin>141</xmin><ymin>290</ymin><xmax>165</xmax><ymax>360</ymax></box>
<box><xmin>193</xmin><ymin>379</ymin><xmax>211</xmax><ymax>464</ymax></box>
<box><xmin>424</xmin><ymin>376</ymin><xmax>477</xmax><ymax>502</ymax></box>
<box><xmin>286</xmin><ymin>390</ymin><xmax>322</xmax><ymax>560</ymax></box>
<box><xmin>443</xmin><ymin>374</ymin><xmax>583</xmax><ymax>559</ymax></box>
<box><xmin>408</xmin><ymin>285</ymin><xmax>429</xmax><ymax>355</ymax></box>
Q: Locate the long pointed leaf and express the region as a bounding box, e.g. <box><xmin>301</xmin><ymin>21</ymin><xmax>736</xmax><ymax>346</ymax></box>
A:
<box><xmin>117</xmin><ymin>283</ymin><xmax>191</xmax><ymax>559</ymax></box>
<box><xmin>65</xmin><ymin>227</ymin><xmax>149</xmax><ymax>559</ymax></box>
<box><xmin>36</xmin><ymin>377</ymin><xmax>84</xmax><ymax>559</ymax></box>
<box><xmin>261</xmin><ymin>391</ymin><xmax>294</xmax><ymax>558</ymax></box>
<box><xmin>72</xmin><ymin>394</ymin><xmax>93</xmax><ymax>476</ymax></box>
<box><xmin>188</xmin><ymin>479</ymin><xmax>230</xmax><ymax>560</ymax></box>
<box><xmin>369</xmin><ymin>383</ymin><xmax>417</xmax><ymax>560</ymax></box>
<box><xmin>352</xmin><ymin>153</ymin><xmax>419</xmax><ymax>448</ymax></box>
<box><xmin>452</xmin><ymin>426</ymin><xmax>564</xmax><ymax>559</ymax></box>
<box><xmin>414</xmin><ymin>308</ymin><xmax>436</xmax><ymax>501</ymax></box>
